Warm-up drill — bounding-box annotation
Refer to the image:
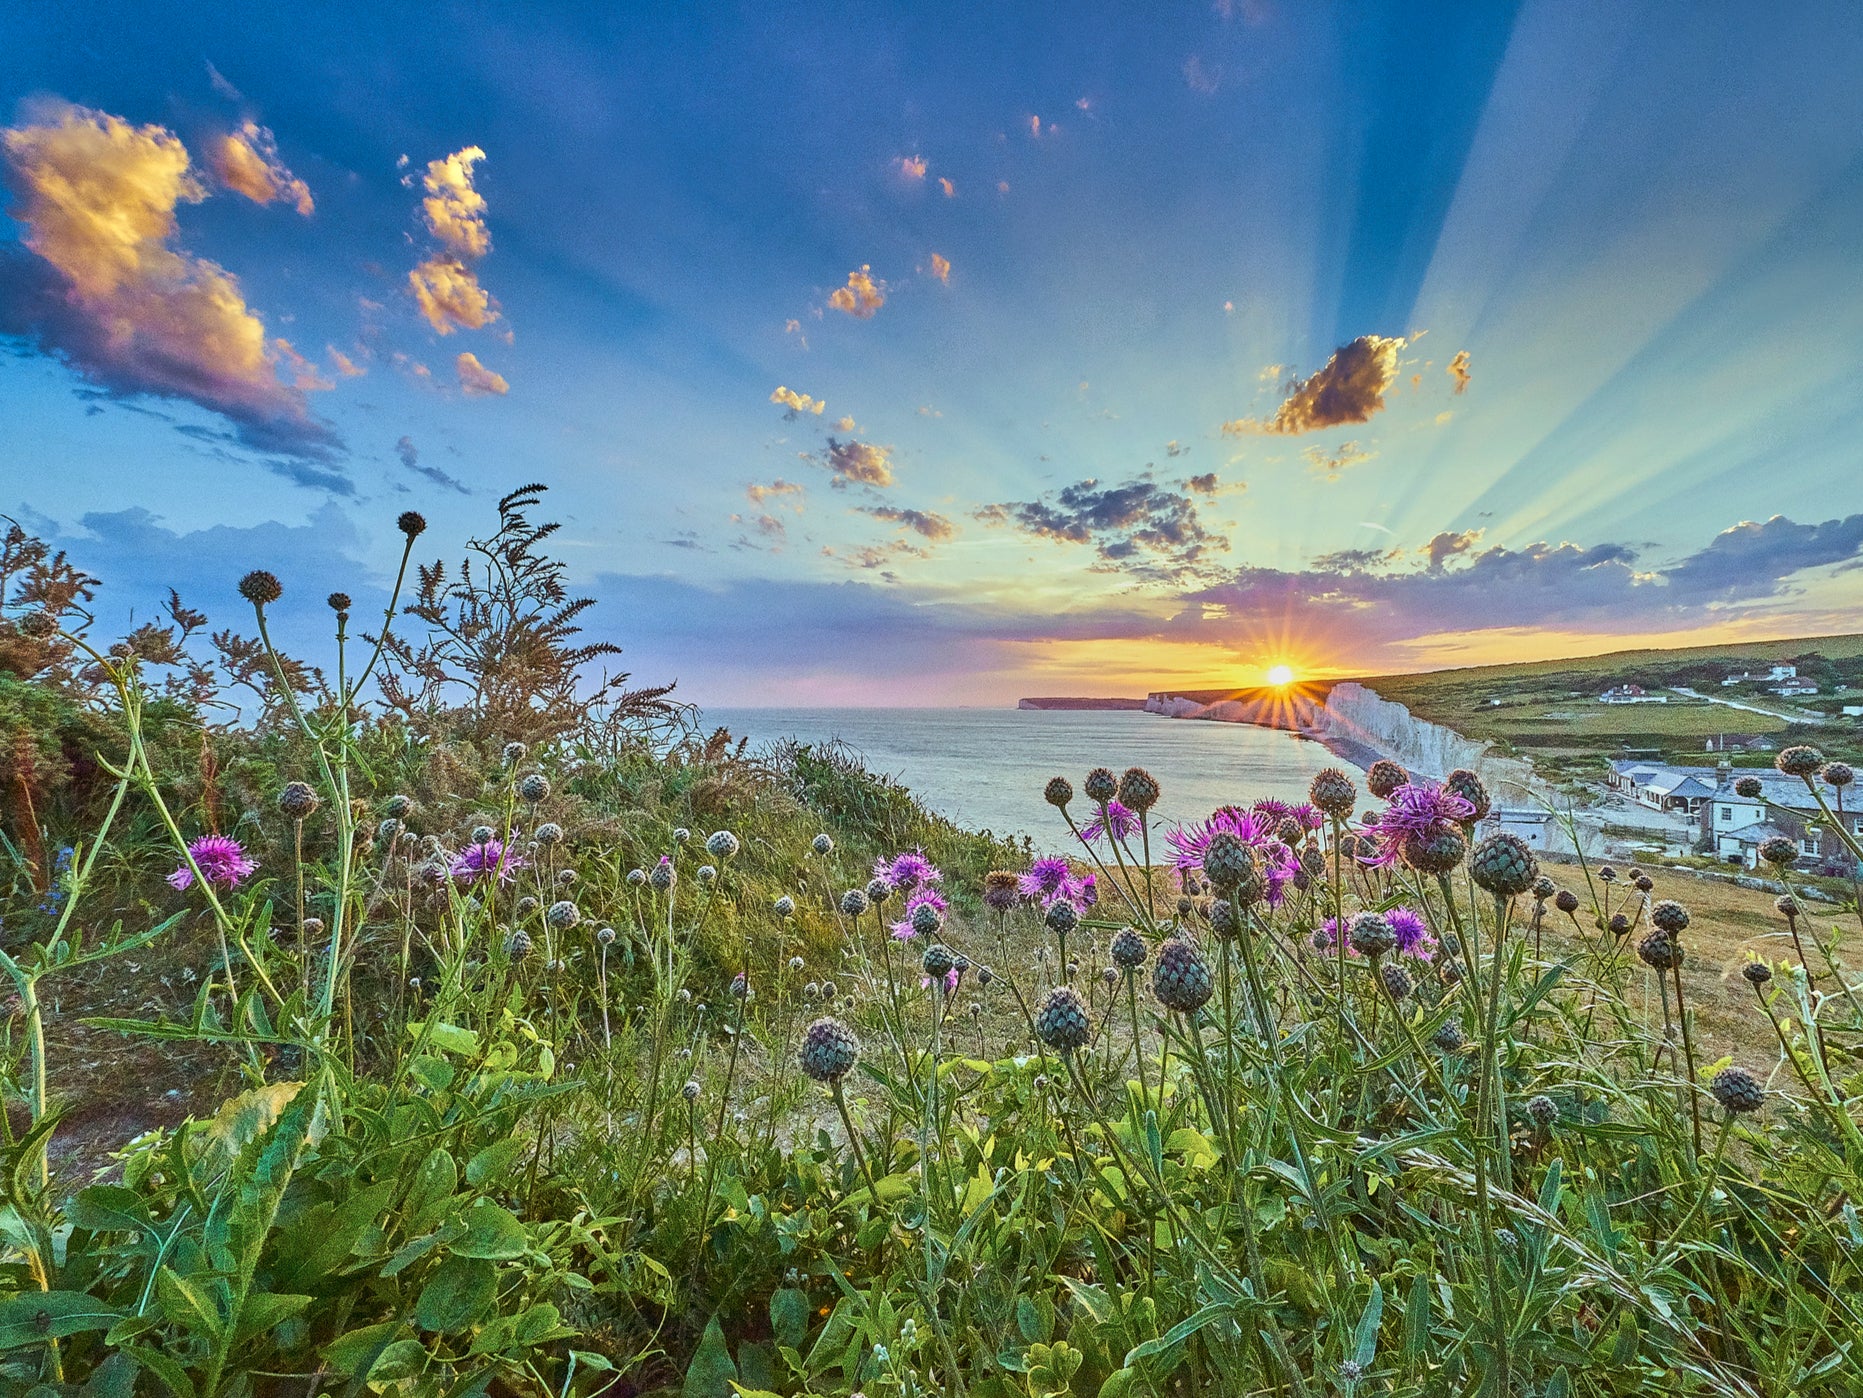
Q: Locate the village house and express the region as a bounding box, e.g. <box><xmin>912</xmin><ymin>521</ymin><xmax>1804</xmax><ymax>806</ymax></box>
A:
<box><xmin>1723</xmin><ymin>663</ymin><xmax>1798</xmax><ymax>686</ymax></box>
<box><xmin>1772</xmin><ymin>679</ymin><xmax>1819</xmax><ymax>697</ymax></box>
<box><xmin>1703</xmin><ymin>732</ymin><xmax>1775</xmax><ymax>753</ymax></box>
<box><xmin>1609</xmin><ymin>757</ymin><xmax>1861</xmax><ymax>873</ymax></box>
<box><xmin>1598</xmin><ymin>684</ymin><xmax>1667</xmax><ymax>704</ymax></box>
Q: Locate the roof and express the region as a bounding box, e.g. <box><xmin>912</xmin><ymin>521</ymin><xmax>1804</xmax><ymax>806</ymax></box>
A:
<box><xmin>1727</xmin><ymin>821</ymin><xmax>1795</xmax><ymax>846</ymax></box>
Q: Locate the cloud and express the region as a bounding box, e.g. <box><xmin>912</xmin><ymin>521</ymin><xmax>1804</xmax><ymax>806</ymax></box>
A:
<box><xmin>820</xmin><ymin>436</ymin><xmax>894</xmax><ymax>488</ymax></box>
<box><xmin>784</xmin><ymin>317</ymin><xmax>808</xmax><ymax>349</ymax></box>
<box><xmin>1448</xmin><ymin>349</ymin><xmax>1471</xmax><ymax>394</ymax></box>
<box><xmin>928</xmin><ymin>252</ymin><xmax>951</xmax><ymax>284</ymax></box>
<box><xmin>1183</xmin><ymin>56</ymin><xmax>1223</xmax><ymax>94</ymax></box>
<box><xmin>858</xmin><ymin>505</ymin><xmax>957</xmax><ymax>542</ymax></box>
<box><xmin>939</xmin><ymin>177</ymin><xmax>955</xmax><ymax>198</ymax></box>
<box><xmin>327</xmin><ymin>346</ymin><xmax>365</xmax><ymax>377</ymax></box>
<box><xmin>394</xmin><ymin>433</ymin><xmax>470</xmax><ymax>494</ymax></box>
<box><xmin>1185</xmin><ymin>472</ymin><xmax>1219</xmax><ymax>494</ymax></box>
<box><xmin>827</xmin><ymin>265</ymin><xmax>885</xmax><ymax>318</ymax></box>
<box><xmin>1422</xmin><ymin>528</ymin><xmax>1482</xmax><ymax>572</ymax></box>
<box><xmin>208</xmin><ymin>122</ymin><xmax>313</xmax><ymax>214</ymax></box>
<box><xmin>1224</xmin><ymin>335</ymin><xmax>1405</xmax><ymax>435</ymax></box>
<box><xmin>0</xmin><ymin>99</ymin><xmax>340</xmax><ymax>460</ymax></box>
<box><xmin>408</xmin><ymin>146</ymin><xmax>497</xmax><ymax>334</ymax></box>
<box><xmin>455</xmin><ymin>351</ymin><xmax>508</xmax><ymax>395</ymax></box>
<box><xmin>1186</xmin><ymin>513</ymin><xmax>1863</xmax><ymax>656</ymax></box>
<box><xmin>747</xmin><ymin>478</ymin><xmax>805</xmax><ymax>509</ymax></box>
<box><xmin>980</xmin><ymin>475</ymin><xmax>1228</xmax><ymax>584</ymax></box>
<box><xmin>770</xmin><ymin>384</ymin><xmax>825</xmax><ymax>417</ymax></box>
<box><xmin>832</xmin><ymin>414</ymin><xmax>857</xmax><ymax>433</ymax></box>
<box><xmin>409</xmin><ymin>258</ymin><xmax>495</xmax><ymax>334</ymax></box>
<box><xmin>895</xmin><ymin>155</ymin><xmax>927</xmax><ymax>180</ymax></box>
<box><xmin>1302</xmin><ymin>440</ymin><xmax>1376</xmax><ymax>476</ymax></box>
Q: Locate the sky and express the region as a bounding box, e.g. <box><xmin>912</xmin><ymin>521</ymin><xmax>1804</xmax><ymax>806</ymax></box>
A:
<box><xmin>4</xmin><ymin>1</ymin><xmax>1863</xmax><ymax>706</ymax></box>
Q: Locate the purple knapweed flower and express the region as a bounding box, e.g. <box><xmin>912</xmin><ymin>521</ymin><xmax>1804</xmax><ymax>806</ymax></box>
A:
<box><xmin>1387</xmin><ymin>906</ymin><xmax>1436</xmax><ymax>960</ymax></box>
<box><xmin>890</xmin><ymin>887</ymin><xmax>949</xmax><ymax>941</ymax></box>
<box><xmin>1020</xmin><ymin>857</ymin><xmax>1075</xmax><ymax>902</ymax></box>
<box><xmin>1359</xmin><ymin>782</ymin><xmax>1476</xmax><ymax>867</ymax></box>
<box><xmin>920</xmin><ymin>968</ymin><xmax>961</xmax><ymax>992</ymax></box>
<box><xmin>1079</xmin><ymin>800</ymin><xmax>1140</xmax><ymax>846</ymax></box>
<box><xmin>167</xmin><ymin>835</ymin><xmax>257</xmax><ymax>891</ymax></box>
<box><xmin>1167</xmin><ymin>806</ymin><xmax>1299</xmax><ymax>906</ymax></box>
<box><xmin>450</xmin><ymin>838</ymin><xmax>527</xmax><ymax>885</ymax></box>
<box><xmin>874</xmin><ymin>849</ymin><xmax>941</xmax><ymax>893</ymax></box>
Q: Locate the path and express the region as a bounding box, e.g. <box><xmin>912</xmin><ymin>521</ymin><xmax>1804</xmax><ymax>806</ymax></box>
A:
<box><xmin>1669</xmin><ymin>686</ymin><xmax>1827</xmax><ymax>725</ymax></box>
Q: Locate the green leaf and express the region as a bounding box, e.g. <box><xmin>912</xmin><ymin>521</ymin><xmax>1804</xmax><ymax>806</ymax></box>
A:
<box><xmin>79</xmin><ymin>1349</ymin><xmax>139</xmax><ymax>1398</ymax></box>
<box><xmin>120</xmin><ymin>1343</ymin><xmax>195</xmax><ymax>1398</ymax></box>
<box><xmin>67</xmin><ymin>1185</ymin><xmax>153</xmax><ymax>1236</ymax></box>
<box><xmin>465</xmin><ymin>1137</ymin><xmax>524</xmax><ymax>1187</ymax></box>
<box><xmin>370</xmin><ymin>1338</ymin><xmax>430</xmax><ymax>1382</ymax></box>
<box><xmin>320</xmin><ymin>1320</ymin><xmax>408</xmax><ymax>1377</ymax></box>
<box><xmin>231</xmin><ymin>1290</ymin><xmax>311</xmax><ymax>1347</ymax></box>
<box><xmin>404</xmin><ymin>1147</ymin><xmax>459</xmax><ymax>1222</ymax></box>
<box><xmin>416</xmin><ymin>1256</ymin><xmax>497</xmax><ymax>1333</ymax></box>
<box><xmin>769</xmin><ymin>1287</ymin><xmax>809</xmax><ymax>1351</ymax></box>
<box><xmin>410</xmin><ymin>1020</ymin><xmax>481</xmax><ymax>1057</ymax></box>
<box><xmin>683</xmin><ymin>1314</ymin><xmax>738</xmax><ymax>1398</ymax></box>
<box><xmin>1352</xmin><ymin>1281</ymin><xmax>1384</xmax><ymax>1370</ymax></box>
<box><xmin>0</xmin><ymin>1291</ymin><xmax>124</xmax><ymax>1349</ymax></box>
<box><xmin>1098</xmin><ymin>1367</ymin><xmax>1137</xmax><ymax>1398</ymax></box>
<box><xmin>273</xmin><ymin>1178</ymin><xmax>397</xmax><ymax>1291</ymax></box>
<box><xmin>1017</xmin><ymin>1294</ymin><xmax>1055</xmax><ymax>1344</ymax></box>
<box><xmin>1403</xmin><ymin>1272</ymin><xmax>1432</xmax><ymax>1358</ymax></box>
<box><xmin>155</xmin><ymin>1268</ymin><xmax>225</xmax><ymax>1340</ymax></box>
<box><xmin>1124</xmin><ymin>1302</ymin><xmax>1232</xmax><ymax>1368</ymax></box>
<box><xmin>448</xmin><ymin>1199</ymin><xmax>529</xmax><ymax>1260</ymax></box>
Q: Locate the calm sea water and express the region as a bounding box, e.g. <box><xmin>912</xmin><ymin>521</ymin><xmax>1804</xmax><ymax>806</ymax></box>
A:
<box><xmin>699</xmin><ymin>707</ymin><xmax>1366</xmax><ymax>846</ymax></box>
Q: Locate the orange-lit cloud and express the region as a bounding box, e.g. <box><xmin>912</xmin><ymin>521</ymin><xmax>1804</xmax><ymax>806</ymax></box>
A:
<box><xmin>0</xmin><ymin>99</ymin><xmax>337</xmax><ymax>458</ymax></box>
<box><xmin>1302</xmin><ymin>441</ymin><xmax>1376</xmax><ymax>476</ymax></box>
<box><xmin>827</xmin><ymin>265</ymin><xmax>885</xmax><ymax>318</ymax></box>
<box><xmin>409</xmin><ymin>145</ymin><xmax>498</xmax><ymax>334</ymax></box>
<box><xmin>747</xmin><ymin>478</ymin><xmax>805</xmax><ymax>508</ymax></box>
<box><xmin>770</xmin><ymin>384</ymin><xmax>825</xmax><ymax>417</ymax></box>
<box><xmin>939</xmin><ymin>176</ymin><xmax>955</xmax><ymax>198</ymax></box>
<box><xmin>209</xmin><ymin>122</ymin><xmax>313</xmax><ymax>214</ymax></box>
<box><xmin>1224</xmin><ymin>335</ymin><xmax>1405</xmax><ymax>435</ymax></box>
<box><xmin>859</xmin><ymin>505</ymin><xmax>957</xmax><ymax>542</ymax></box>
<box><xmin>821</xmin><ymin>436</ymin><xmax>894</xmax><ymax>487</ymax></box>
<box><xmin>1448</xmin><ymin>348</ymin><xmax>1471</xmax><ymax>394</ymax></box>
<box><xmin>896</xmin><ymin>154</ymin><xmax>927</xmax><ymax>180</ymax></box>
<box><xmin>455</xmin><ymin>351</ymin><xmax>508</xmax><ymax>395</ymax></box>
<box><xmin>928</xmin><ymin>252</ymin><xmax>951</xmax><ymax>284</ymax></box>
<box><xmin>327</xmin><ymin>346</ymin><xmax>365</xmax><ymax>377</ymax></box>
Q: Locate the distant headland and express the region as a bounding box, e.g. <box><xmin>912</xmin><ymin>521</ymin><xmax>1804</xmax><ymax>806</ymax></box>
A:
<box><xmin>1015</xmin><ymin>696</ymin><xmax>1151</xmax><ymax>711</ymax></box>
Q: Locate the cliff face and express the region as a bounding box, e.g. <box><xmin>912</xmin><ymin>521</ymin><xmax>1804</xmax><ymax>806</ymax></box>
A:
<box><xmin>1314</xmin><ymin>682</ymin><xmax>1542</xmax><ymax>806</ymax></box>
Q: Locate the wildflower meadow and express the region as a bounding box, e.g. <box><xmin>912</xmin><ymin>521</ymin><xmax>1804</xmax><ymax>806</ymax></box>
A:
<box><xmin>4</xmin><ymin>490</ymin><xmax>1863</xmax><ymax>1398</ymax></box>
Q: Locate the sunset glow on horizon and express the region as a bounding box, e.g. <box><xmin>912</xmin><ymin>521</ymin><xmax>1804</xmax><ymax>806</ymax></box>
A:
<box><xmin>4</xmin><ymin>5</ymin><xmax>1862</xmax><ymax>706</ymax></box>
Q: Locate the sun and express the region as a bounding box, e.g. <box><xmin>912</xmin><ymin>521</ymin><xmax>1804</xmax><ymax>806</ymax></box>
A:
<box><xmin>1266</xmin><ymin>663</ymin><xmax>1296</xmax><ymax>687</ymax></box>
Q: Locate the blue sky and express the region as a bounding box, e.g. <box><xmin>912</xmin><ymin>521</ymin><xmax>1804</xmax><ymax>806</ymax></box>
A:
<box><xmin>4</xmin><ymin>1</ymin><xmax>1862</xmax><ymax>704</ymax></box>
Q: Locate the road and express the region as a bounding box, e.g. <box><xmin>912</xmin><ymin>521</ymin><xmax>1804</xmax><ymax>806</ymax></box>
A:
<box><xmin>1669</xmin><ymin>686</ymin><xmax>1827</xmax><ymax>726</ymax></box>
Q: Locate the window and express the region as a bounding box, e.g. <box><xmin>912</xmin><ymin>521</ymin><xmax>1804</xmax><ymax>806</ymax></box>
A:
<box><xmin>1801</xmin><ymin>837</ymin><xmax>1818</xmax><ymax>856</ymax></box>
<box><xmin>1719</xmin><ymin>806</ymin><xmax>1733</xmax><ymax>822</ymax></box>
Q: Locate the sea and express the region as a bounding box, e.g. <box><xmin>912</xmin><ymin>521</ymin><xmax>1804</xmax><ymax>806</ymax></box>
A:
<box><xmin>699</xmin><ymin>707</ymin><xmax>1367</xmax><ymax>847</ymax></box>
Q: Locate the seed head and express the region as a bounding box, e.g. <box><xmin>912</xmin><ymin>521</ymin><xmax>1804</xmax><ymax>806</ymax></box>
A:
<box><xmin>1742</xmin><ymin>961</ymin><xmax>1772</xmax><ymax>987</ymax></box>
<box><xmin>1758</xmin><ymin>836</ymin><xmax>1799</xmax><ymax>868</ymax></box>
<box><xmin>1366</xmin><ymin>759</ymin><xmax>1408</xmax><ymax>800</ymax></box>
<box><xmin>470</xmin><ymin>824</ymin><xmax>495</xmax><ymax>845</ymax></box>
<box><xmin>1636</xmin><ymin>931</ymin><xmax>1682</xmax><ymax>971</ymax></box>
<box><xmin>1531</xmin><ymin>876</ymin><xmax>1556</xmax><ymax>901</ymax></box>
<box><xmin>773</xmin><ymin>895</ymin><xmax>796</xmax><ymax>917</ymax></box>
<box><xmin>1379</xmin><ymin>962</ymin><xmax>1413</xmax><ymax>1001</ymax></box>
<box><xmin>1043</xmin><ymin>776</ymin><xmax>1074</xmax><ymax>808</ymax></box>
<box><xmin>505</xmin><ymin>929</ymin><xmax>533</xmax><ymax>960</ymax></box>
<box><xmin>1823</xmin><ymin>761</ymin><xmax>1854</xmax><ymax>789</ymax></box>
<box><xmin>1650</xmin><ymin>899</ymin><xmax>1690</xmax><ymax>935</ymax></box>
<box><xmin>799</xmin><ymin>1017</ymin><xmax>860</xmax><ymax>1083</ymax></box>
<box><xmin>681</xmin><ymin>1079</ymin><xmax>701</xmax><ymax>1102</ymax></box>
<box><xmin>383</xmin><ymin>794</ymin><xmax>412</xmax><ymax>819</ymax></box>
<box><xmin>1710</xmin><ymin>1065</ymin><xmax>1765</xmax><ymax>1114</ymax></box>
<box><xmin>1777</xmin><ymin>745</ymin><xmax>1825</xmax><ymax>778</ymax></box>
<box><xmin>705</xmin><ymin>829</ymin><xmax>741</xmax><ymax>859</ymax></box>
<box><xmin>1430</xmin><ymin>1020</ymin><xmax>1465</xmax><ymax>1052</ymax></box>
<box><xmin>811</xmin><ymin>833</ymin><xmax>834</xmax><ymax>855</ymax></box>
<box><xmin>1044</xmin><ymin>900</ymin><xmax>1079</xmax><ymax>936</ymax></box>
<box><xmin>1775</xmin><ymin>894</ymin><xmax>1798</xmax><ymax>920</ymax></box>
<box><xmin>1526</xmin><ymin>1094</ymin><xmax>1558</xmax><ymax>1127</ymax></box>
<box><xmin>650</xmin><ymin>858</ymin><xmax>676</xmax><ymax>891</ymax></box>
<box><xmin>910</xmin><ymin>900</ymin><xmax>944</xmax><ymax>937</ymax></box>
<box><xmin>1034</xmin><ymin>986</ymin><xmax>1092</xmax><ymax>1053</ymax></box>
<box><xmin>697</xmin><ymin>864</ymin><xmax>717</xmax><ymax>887</ymax></box>
<box><xmin>865</xmin><ymin>877</ymin><xmax>893</xmax><ymax>905</ymax></box>
<box><xmin>1633</xmin><ymin>873</ymin><xmax>1653</xmax><ymax>892</ymax></box>
<box><xmin>921</xmin><ymin>942</ymin><xmax>957</xmax><ymax>978</ymax></box>
<box><xmin>1084</xmin><ymin>767</ymin><xmax>1118</xmax><ymax>803</ymax></box>
<box><xmin>1555</xmin><ymin>889</ymin><xmax>1579</xmax><ymax>914</ymax></box>
<box><xmin>1201</xmin><ymin>830</ymin><xmax>1258</xmax><ymax>895</ymax></box>
<box><xmin>1207</xmin><ymin>898</ymin><xmax>1239</xmax><ymax>940</ymax></box>
<box><xmin>597</xmin><ymin>926</ymin><xmax>616</xmax><ymax>945</ymax></box>
<box><xmin>1444</xmin><ymin>768</ymin><xmax>1491</xmax><ymax>820</ymax></box>
<box><xmin>278</xmin><ymin>781</ymin><xmax>320</xmax><ymax>819</ymax></box>
<box><xmin>1470</xmin><ymin>833</ymin><xmax>1538</xmax><ymax>897</ymax></box>
<box><xmin>238</xmin><ymin>570</ymin><xmax>282</xmax><ymax>606</ymax></box>
<box><xmin>1117</xmin><ymin>766</ymin><xmax>1161</xmax><ymax>812</ymax></box>
<box><xmin>1152</xmin><ymin>937</ymin><xmax>1214</xmax><ymax>1013</ymax></box>
<box><xmin>396</xmin><ymin>510</ymin><xmax>427</xmax><ymax>538</ymax></box>
<box><xmin>1608</xmin><ymin>913</ymin><xmax>1631</xmax><ymax>937</ymax></box>
<box><xmin>1402</xmin><ymin>827</ymin><xmax>1466</xmax><ymax>875</ymax></box>
<box><xmin>1734</xmin><ymin>775</ymin><xmax>1762</xmax><ymax>798</ymax></box>
<box><xmin>626</xmin><ymin>867</ymin><xmax>647</xmax><ymax>886</ymax></box>
<box><xmin>983</xmin><ymin>869</ymin><xmax>1021</xmax><ymax>912</ymax></box>
<box><xmin>517</xmin><ymin>772</ymin><xmax>551</xmax><ymax>803</ymax></box>
<box><xmin>534</xmin><ymin>822</ymin><xmax>564</xmax><ymax>846</ymax></box>
<box><xmin>840</xmin><ymin>888</ymin><xmax>869</xmax><ymax>917</ymax></box>
<box><xmin>1309</xmin><ymin>767</ymin><xmax>1357</xmax><ymax>818</ymax></box>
